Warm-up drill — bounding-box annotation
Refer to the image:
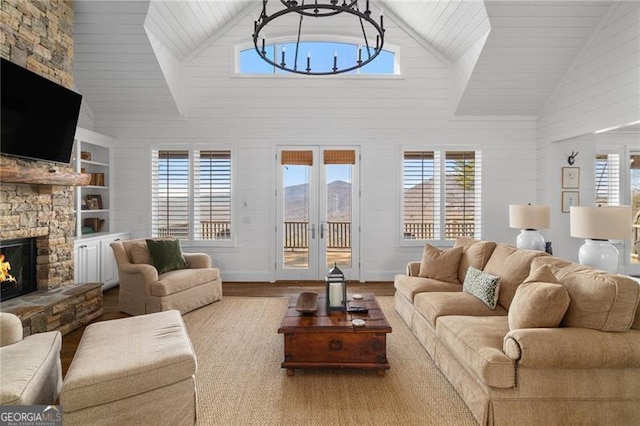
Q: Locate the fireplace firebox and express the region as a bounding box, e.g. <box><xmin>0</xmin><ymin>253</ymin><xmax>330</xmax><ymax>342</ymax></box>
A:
<box><xmin>1</xmin><ymin>237</ymin><xmax>37</xmax><ymax>301</ymax></box>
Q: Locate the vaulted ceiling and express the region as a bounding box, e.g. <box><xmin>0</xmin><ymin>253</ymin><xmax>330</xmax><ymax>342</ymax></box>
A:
<box><xmin>73</xmin><ymin>0</ymin><xmax>614</xmax><ymax>120</ymax></box>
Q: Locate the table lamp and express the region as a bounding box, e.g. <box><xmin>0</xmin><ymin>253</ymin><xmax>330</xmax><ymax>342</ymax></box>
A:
<box><xmin>569</xmin><ymin>205</ymin><xmax>632</xmax><ymax>272</ymax></box>
<box><xmin>509</xmin><ymin>204</ymin><xmax>551</xmax><ymax>251</ymax></box>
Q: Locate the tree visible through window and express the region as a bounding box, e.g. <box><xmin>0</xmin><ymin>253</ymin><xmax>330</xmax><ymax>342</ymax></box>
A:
<box><xmin>152</xmin><ymin>149</ymin><xmax>232</xmax><ymax>241</ymax></box>
<box><xmin>403</xmin><ymin>150</ymin><xmax>481</xmax><ymax>241</ymax></box>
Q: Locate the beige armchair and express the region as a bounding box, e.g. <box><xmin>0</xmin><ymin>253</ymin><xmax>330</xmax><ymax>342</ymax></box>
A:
<box><xmin>110</xmin><ymin>238</ymin><xmax>222</xmax><ymax>315</ymax></box>
<box><xmin>0</xmin><ymin>313</ymin><xmax>62</xmax><ymax>405</ymax></box>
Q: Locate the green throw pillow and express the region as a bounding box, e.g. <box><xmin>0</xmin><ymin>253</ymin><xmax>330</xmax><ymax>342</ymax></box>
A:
<box><xmin>463</xmin><ymin>266</ymin><xmax>501</xmax><ymax>309</ymax></box>
<box><xmin>146</xmin><ymin>239</ymin><xmax>189</xmax><ymax>274</ymax></box>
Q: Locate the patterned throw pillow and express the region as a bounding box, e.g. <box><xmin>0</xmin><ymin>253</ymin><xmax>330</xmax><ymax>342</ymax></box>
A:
<box><xmin>463</xmin><ymin>266</ymin><xmax>501</xmax><ymax>309</ymax></box>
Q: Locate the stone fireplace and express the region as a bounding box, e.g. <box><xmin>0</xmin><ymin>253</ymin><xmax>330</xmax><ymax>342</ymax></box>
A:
<box><xmin>0</xmin><ymin>157</ymin><xmax>103</xmax><ymax>336</ymax></box>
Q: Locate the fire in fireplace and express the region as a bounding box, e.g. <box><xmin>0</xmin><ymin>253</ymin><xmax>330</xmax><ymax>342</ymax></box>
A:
<box><xmin>0</xmin><ymin>237</ymin><xmax>36</xmax><ymax>301</ymax></box>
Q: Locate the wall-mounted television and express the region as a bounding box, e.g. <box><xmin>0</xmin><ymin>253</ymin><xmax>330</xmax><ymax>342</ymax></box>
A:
<box><xmin>1</xmin><ymin>58</ymin><xmax>82</xmax><ymax>164</ymax></box>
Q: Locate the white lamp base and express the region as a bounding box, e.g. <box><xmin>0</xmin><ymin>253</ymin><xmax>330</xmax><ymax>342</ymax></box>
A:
<box><xmin>516</xmin><ymin>229</ymin><xmax>545</xmax><ymax>251</ymax></box>
<box><xmin>578</xmin><ymin>239</ymin><xmax>619</xmax><ymax>273</ymax></box>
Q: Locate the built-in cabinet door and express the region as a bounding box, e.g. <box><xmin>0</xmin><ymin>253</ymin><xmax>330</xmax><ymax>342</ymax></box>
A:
<box><xmin>100</xmin><ymin>235</ymin><xmax>122</xmax><ymax>287</ymax></box>
<box><xmin>75</xmin><ymin>240</ymin><xmax>100</xmax><ymax>283</ymax></box>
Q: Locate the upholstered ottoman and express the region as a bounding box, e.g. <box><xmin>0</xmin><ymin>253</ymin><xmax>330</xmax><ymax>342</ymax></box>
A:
<box><xmin>60</xmin><ymin>310</ymin><xmax>197</xmax><ymax>426</ymax></box>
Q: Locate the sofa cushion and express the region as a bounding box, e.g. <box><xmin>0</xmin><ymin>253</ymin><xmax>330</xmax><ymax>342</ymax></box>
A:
<box><xmin>532</xmin><ymin>258</ymin><xmax>640</xmax><ymax>332</ymax></box>
<box><xmin>394</xmin><ymin>275</ymin><xmax>462</xmax><ymax>302</ymax></box>
<box><xmin>146</xmin><ymin>239</ymin><xmax>189</xmax><ymax>275</ymax></box>
<box><xmin>129</xmin><ymin>240</ymin><xmax>152</xmax><ymax>264</ymax></box>
<box><xmin>151</xmin><ymin>267</ymin><xmax>221</xmax><ymax>297</ymax></box>
<box><xmin>508</xmin><ymin>281</ymin><xmax>570</xmax><ymax>330</ymax></box>
<box><xmin>418</xmin><ymin>244</ymin><xmax>463</xmax><ymax>283</ymax></box>
<box><xmin>483</xmin><ymin>243</ymin><xmax>548</xmax><ymax>310</ymax></box>
<box><xmin>454</xmin><ymin>238</ymin><xmax>497</xmax><ymax>284</ymax></box>
<box><xmin>436</xmin><ymin>316</ymin><xmax>514</xmax><ymax>388</ymax></box>
<box><xmin>0</xmin><ymin>331</ymin><xmax>62</xmax><ymax>405</ymax></box>
<box><xmin>414</xmin><ymin>292</ymin><xmax>507</xmax><ymax>328</ymax></box>
<box><xmin>463</xmin><ymin>266</ymin><xmax>501</xmax><ymax>309</ymax></box>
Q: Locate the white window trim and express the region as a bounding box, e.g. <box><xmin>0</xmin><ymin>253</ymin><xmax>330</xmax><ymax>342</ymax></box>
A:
<box><xmin>149</xmin><ymin>142</ymin><xmax>237</xmax><ymax>248</ymax></box>
<box><xmin>398</xmin><ymin>144</ymin><xmax>483</xmax><ymax>247</ymax></box>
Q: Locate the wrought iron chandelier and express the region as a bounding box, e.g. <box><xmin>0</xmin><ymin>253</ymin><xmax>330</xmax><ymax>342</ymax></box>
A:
<box><xmin>252</xmin><ymin>0</ymin><xmax>385</xmax><ymax>75</ymax></box>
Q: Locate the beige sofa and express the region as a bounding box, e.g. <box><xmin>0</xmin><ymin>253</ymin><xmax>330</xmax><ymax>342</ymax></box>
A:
<box><xmin>394</xmin><ymin>238</ymin><xmax>640</xmax><ymax>425</ymax></box>
<box><xmin>111</xmin><ymin>238</ymin><xmax>222</xmax><ymax>315</ymax></box>
<box><xmin>0</xmin><ymin>312</ymin><xmax>62</xmax><ymax>405</ymax></box>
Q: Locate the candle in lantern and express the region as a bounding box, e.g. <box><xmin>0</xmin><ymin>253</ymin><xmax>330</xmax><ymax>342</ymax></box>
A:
<box><xmin>329</xmin><ymin>282</ymin><xmax>342</xmax><ymax>307</ymax></box>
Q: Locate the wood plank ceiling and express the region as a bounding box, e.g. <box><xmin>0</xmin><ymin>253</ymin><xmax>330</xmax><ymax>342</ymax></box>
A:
<box><xmin>73</xmin><ymin>0</ymin><xmax>614</xmax><ymax>120</ymax></box>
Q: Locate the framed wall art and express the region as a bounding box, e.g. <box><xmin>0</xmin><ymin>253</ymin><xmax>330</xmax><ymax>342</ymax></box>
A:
<box><xmin>561</xmin><ymin>191</ymin><xmax>580</xmax><ymax>213</ymax></box>
<box><xmin>562</xmin><ymin>167</ymin><xmax>580</xmax><ymax>189</ymax></box>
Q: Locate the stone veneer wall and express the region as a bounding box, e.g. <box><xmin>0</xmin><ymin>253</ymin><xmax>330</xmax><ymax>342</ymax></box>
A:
<box><xmin>0</xmin><ymin>0</ymin><xmax>76</xmax><ymax>291</ymax></box>
<box><xmin>0</xmin><ymin>1</ymin><xmax>102</xmax><ymax>336</ymax></box>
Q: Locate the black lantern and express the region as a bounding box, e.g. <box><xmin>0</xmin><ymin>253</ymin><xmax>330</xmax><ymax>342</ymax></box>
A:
<box><xmin>325</xmin><ymin>263</ymin><xmax>347</xmax><ymax>313</ymax></box>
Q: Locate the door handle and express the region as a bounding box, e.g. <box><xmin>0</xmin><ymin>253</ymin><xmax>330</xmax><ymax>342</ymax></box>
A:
<box><xmin>320</xmin><ymin>223</ymin><xmax>325</xmax><ymax>239</ymax></box>
<box><xmin>311</xmin><ymin>223</ymin><xmax>316</xmax><ymax>239</ymax></box>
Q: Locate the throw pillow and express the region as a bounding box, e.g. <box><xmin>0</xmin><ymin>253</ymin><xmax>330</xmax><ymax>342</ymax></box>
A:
<box><xmin>130</xmin><ymin>241</ymin><xmax>152</xmax><ymax>264</ymax></box>
<box><xmin>146</xmin><ymin>239</ymin><xmax>189</xmax><ymax>275</ymax></box>
<box><xmin>508</xmin><ymin>282</ymin><xmax>570</xmax><ymax>330</ymax></box>
<box><xmin>524</xmin><ymin>264</ymin><xmax>559</xmax><ymax>285</ymax></box>
<box><xmin>418</xmin><ymin>244</ymin><xmax>464</xmax><ymax>283</ymax></box>
<box><xmin>462</xmin><ymin>266</ymin><xmax>500</xmax><ymax>309</ymax></box>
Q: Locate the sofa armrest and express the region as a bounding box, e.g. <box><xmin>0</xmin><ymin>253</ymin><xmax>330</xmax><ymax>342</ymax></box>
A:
<box><xmin>407</xmin><ymin>261</ymin><xmax>421</xmax><ymax>277</ymax></box>
<box><xmin>0</xmin><ymin>313</ymin><xmax>23</xmax><ymax>346</ymax></box>
<box><xmin>117</xmin><ymin>263</ymin><xmax>158</xmax><ymax>295</ymax></box>
<box><xmin>504</xmin><ymin>328</ymin><xmax>640</xmax><ymax>368</ymax></box>
<box><xmin>183</xmin><ymin>253</ymin><xmax>211</xmax><ymax>269</ymax></box>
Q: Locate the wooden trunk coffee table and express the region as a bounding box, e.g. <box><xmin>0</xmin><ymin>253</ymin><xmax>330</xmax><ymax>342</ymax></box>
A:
<box><xmin>278</xmin><ymin>293</ymin><xmax>392</xmax><ymax>376</ymax></box>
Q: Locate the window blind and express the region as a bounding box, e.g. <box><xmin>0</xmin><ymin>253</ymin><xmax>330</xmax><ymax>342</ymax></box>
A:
<box><xmin>151</xmin><ymin>150</ymin><xmax>190</xmax><ymax>238</ymax></box>
<box><xmin>595</xmin><ymin>153</ymin><xmax>620</xmax><ymax>206</ymax></box>
<box><xmin>403</xmin><ymin>151</ymin><xmax>438</xmax><ymax>240</ymax></box>
<box><xmin>444</xmin><ymin>151</ymin><xmax>480</xmax><ymax>239</ymax></box>
<box><xmin>194</xmin><ymin>150</ymin><xmax>232</xmax><ymax>240</ymax></box>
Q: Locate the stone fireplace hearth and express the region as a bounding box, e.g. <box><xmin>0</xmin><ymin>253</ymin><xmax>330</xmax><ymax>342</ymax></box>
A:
<box><xmin>0</xmin><ymin>156</ymin><xmax>103</xmax><ymax>336</ymax></box>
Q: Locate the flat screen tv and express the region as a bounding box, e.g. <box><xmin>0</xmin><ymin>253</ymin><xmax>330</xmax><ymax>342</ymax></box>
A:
<box><xmin>1</xmin><ymin>58</ymin><xmax>82</xmax><ymax>164</ymax></box>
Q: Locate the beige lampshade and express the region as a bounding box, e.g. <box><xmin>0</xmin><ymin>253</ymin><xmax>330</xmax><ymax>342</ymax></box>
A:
<box><xmin>509</xmin><ymin>204</ymin><xmax>551</xmax><ymax>229</ymax></box>
<box><xmin>570</xmin><ymin>206</ymin><xmax>632</xmax><ymax>240</ymax></box>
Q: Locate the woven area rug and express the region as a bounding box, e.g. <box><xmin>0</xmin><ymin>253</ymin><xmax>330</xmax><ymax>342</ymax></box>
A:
<box><xmin>182</xmin><ymin>296</ymin><xmax>476</xmax><ymax>425</ymax></box>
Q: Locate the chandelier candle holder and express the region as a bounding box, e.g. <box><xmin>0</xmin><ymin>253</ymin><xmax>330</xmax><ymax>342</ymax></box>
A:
<box><xmin>253</xmin><ymin>0</ymin><xmax>385</xmax><ymax>75</ymax></box>
<box><xmin>325</xmin><ymin>263</ymin><xmax>347</xmax><ymax>313</ymax></box>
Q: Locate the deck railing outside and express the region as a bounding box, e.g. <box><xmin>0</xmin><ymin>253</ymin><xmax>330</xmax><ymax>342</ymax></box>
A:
<box><xmin>157</xmin><ymin>220</ymin><xmax>475</xmax><ymax>244</ymax></box>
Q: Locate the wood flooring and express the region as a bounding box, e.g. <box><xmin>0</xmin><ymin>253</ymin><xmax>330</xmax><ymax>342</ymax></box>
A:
<box><xmin>61</xmin><ymin>281</ymin><xmax>395</xmax><ymax>376</ymax></box>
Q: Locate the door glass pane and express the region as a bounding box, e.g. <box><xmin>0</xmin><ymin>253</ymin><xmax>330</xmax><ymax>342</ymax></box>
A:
<box><xmin>631</xmin><ymin>154</ymin><xmax>640</xmax><ymax>264</ymax></box>
<box><xmin>283</xmin><ymin>164</ymin><xmax>310</xmax><ymax>269</ymax></box>
<box><xmin>325</xmin><ymin>164</ymin><xmax>352</xmax><ymax>268</ymax></box>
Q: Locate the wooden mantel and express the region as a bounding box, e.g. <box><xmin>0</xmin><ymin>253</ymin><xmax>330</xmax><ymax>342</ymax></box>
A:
<box><xmin>0</xmin><ymin>164</ymin><xmax>91</xmax><ymax>186</ymax></box>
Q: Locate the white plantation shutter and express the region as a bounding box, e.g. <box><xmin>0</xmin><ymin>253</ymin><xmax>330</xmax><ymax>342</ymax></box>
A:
<box><xmin>151</xmin><ymin>150</ymin><xmax>190</xmax><ymax>238</ymax></box>
<box><xmin>444</xmin><ymin>151</ymin><xmax>481</xmax><ymax>240</ymax></box>
<box><xmin>403</xmin><ymin>151</ymin><xmax>439</xmax><ymax>240</ymax></box>
<box><xmin>151</xmin><ymin>148</ymin><xmax>233</xmax><ymax>242</ymax></box>
<box><xmin>194</xmin><ymin>150</ymin><xmax>232</xmax><ymax>240</ymax></box>
<box><xmin>595</xmin><ymin>154</ymin><xmax>620</xmax><ymax>206</ymax></box>
<box><xmin>403</xmin><ymin>149</ymin><xmax>481</xmax><ymax>242</ymax></box>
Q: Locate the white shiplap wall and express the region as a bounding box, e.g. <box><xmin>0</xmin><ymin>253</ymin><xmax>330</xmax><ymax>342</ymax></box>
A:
<box><xmin>99</xmin><ymin>12</ymin><xmax>538</xmax><ymax>281</ymax></box>
<box><xmin>538</xmin><ymin>2</ymin><xmax>640</xmax><ymax>144</ymax></box>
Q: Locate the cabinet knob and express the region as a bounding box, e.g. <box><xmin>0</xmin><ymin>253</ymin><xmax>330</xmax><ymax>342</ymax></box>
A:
<box><xmin>114</xmin><ymin>238</ymin><xmax>121</xmax><ymax>242</ymax></box>
<box><xmin>79</xmin><ymin>244</ymin><xmax>87</xmax><ymax>249</ymax></box>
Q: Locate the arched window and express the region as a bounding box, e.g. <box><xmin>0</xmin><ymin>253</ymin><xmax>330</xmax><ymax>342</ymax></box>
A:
<box><xmin>238</xmin><ymin>41</ymin><xmax>397</xmax><ymax>75</ymax></box>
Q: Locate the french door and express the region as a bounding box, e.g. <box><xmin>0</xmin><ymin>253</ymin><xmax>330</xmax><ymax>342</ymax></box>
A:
<box><xmin>275</xmin><ymin>146</ymin><xmax>360</xmax><ymax>281</ymax></box>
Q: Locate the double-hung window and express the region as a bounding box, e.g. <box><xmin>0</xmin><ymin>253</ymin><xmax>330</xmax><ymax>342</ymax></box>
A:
<box><xmin>402</xmin><ymin>149</ymin><xmax>481</xmax><ymax>242</ymax></box>
<box><xmin>595</xmin><ymin>153</ymin><xmax>620</xmax><ymax>206</ymax></box>
<box><xmin>151</xmin><ymin>148</ymin><xmax>232</xmax><ymax>242</ymax></box>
